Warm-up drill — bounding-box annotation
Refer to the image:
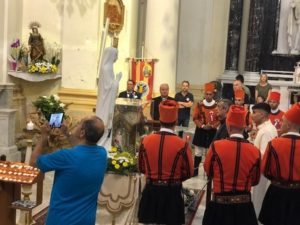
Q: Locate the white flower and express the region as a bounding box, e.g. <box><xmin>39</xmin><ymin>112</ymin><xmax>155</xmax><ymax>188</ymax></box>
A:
<box><xmin>59</xmin><ymin>103</ymin><xmax>65</xmax><ymax>107</ymax></box>
<box><xmin>53</xmin><ymin>94</ymin><xmax>60</xmax><ymax>101</ymax></box>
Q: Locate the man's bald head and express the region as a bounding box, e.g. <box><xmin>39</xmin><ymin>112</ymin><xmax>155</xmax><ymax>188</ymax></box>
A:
<box><xmin>81</xmin><ymin>116</ymin><xmax>105</xmax><ymax>144</ymax></box>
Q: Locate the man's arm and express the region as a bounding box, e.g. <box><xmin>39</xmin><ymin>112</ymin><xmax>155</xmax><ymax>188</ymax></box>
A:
<box><xmin>29</xmin><ymin>124</ymin><xmax>51</xmax><ymax>167</ymax></box>
<box><xmin>180</xmin><ymin>101</ymin><xmax>193</xmax><ymax>108</ymax></box>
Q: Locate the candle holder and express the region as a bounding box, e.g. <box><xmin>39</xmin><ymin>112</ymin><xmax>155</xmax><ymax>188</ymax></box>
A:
<box><xmin>26</xmin><ymin>120</ymin><xmax>34</xmax><ymax>131</ymax></box>
<box><xmin>21</xmin><ymin>184</ymin><xmax>33</xmax><ymax>201</ymax></box>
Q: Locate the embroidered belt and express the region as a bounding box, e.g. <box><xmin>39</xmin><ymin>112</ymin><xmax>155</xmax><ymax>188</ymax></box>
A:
<box><xmin>272</xmin><ymin>181</ymin><xmax>300</xmax><ymax>189</ymax></box>
<box><xmin>146</xmin><ymin>179</ymin><xmax>182</xmax><ymax>186</ymax></box>
<box><xmin>213</xmin><ymin>194</ymin><xmax>251</xmax><ymax>204</ymax></box>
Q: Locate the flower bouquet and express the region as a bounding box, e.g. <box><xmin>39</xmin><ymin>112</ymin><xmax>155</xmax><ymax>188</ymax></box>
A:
<box><xmin>10</xmin><ymin>39</ymin><xmax>21</xmax><ymax>60</ymax></box>
<box><xmin>107</xmin><ymin>146</ymin><xmax>138</xmax><ymax>175</ymax></box>
<box><xmin>28</xmin><ymin>94</ymin><xmax>74</xmax><ymax>152</ymax></box>
<box><xmin>28</xmin><ymin>61</ymin><xmax>57</xmax><ymax>74</ymax></box>
<box><xmin>8</xmin><ymin>39</ymin><xmax>30</xmax><ymax>71</ymax></box>
<box><xmin>32</xmin><ymin>94</ymin><xmax>67</xmax><ymax>121</ymax></box>
<box><xmin>28</xmin><ymin>42</ymin><xmax>62</xmax><ymax>74</ymax></box>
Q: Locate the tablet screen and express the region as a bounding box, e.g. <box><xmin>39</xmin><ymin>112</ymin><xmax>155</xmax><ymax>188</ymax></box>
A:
<box><xmin>49</xmin><ymin>112</ymin><xmax>64</xmax><ymax>128</ymax></box>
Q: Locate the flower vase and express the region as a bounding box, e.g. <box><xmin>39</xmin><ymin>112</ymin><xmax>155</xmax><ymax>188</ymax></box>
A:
<box><xmin>10</xmin><ymin>61</ymin><xmax>17</xmax><ymax>71</ymax></box>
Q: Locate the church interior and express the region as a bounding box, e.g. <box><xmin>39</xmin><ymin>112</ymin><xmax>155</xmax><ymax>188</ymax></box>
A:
<box><xmin>1</xmin><ymin>0</ymin><xmax>300</xmax><ymax>224</ymax></box>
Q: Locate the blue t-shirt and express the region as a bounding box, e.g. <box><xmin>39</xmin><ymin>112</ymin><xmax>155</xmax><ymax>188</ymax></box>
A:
<box><xmin>37</xmin><ymin>145</ymin><xmax>107</xmax><ymax>225</ymax></box>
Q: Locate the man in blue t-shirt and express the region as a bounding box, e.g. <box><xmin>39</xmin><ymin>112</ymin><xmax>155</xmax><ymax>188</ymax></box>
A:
<box><xmin>30</xmin><ymin>116</ymin><xmax>107</xmax><ymax>225</ymax></box>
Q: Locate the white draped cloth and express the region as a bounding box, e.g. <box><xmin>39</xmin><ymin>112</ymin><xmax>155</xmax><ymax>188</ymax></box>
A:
<box><xmin>96</xmin><ymin>47</ymin><xmax>122</xmax><ymax>149</ymax></box>
<box><xmin>252</xmin><ymin>120</ymin><xmax>277</xmax><ymax>220</ymax></box>
<box><xmin>288</xmin><ymin>0</ymin><xmax>300</xmax><ymax>53</ymax></box>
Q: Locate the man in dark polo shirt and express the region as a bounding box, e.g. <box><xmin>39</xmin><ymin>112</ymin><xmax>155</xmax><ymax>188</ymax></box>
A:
<box><xmin>175</xmin><ymin>80</ymin><xmax>194</xmax><ymax>137</ymax></box>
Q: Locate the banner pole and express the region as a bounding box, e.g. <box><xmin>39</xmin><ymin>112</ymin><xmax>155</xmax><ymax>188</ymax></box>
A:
<box><xmin>141</xmin><ymin>42</ymin><xmax>144</xmax><ymax>61</ymax></box>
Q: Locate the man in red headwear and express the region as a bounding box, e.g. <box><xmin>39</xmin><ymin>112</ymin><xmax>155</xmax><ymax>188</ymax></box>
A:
<box><xmin>259</xmin><ymin>103</ymin><xmax>300</xmax><ymax>225</ymax></box>
<box><xmin>268</xmin><ymin>91</ymin><xmax>285</xmax><ymax>132</ymax></box>
<box><xmin>234</xmin><ymin>89</ymin><xmax>252</xmax><ymax>138</ymax></box>
<box><xmin>192</xmin><ymin>82</ymin><xmax>219</xmax><ymax>176</ymax></box>
<box><xmin>203</xmin><ymin>105</ymin><xmax>261</xmax><ymax>225</ymax></box>
<box><xmin>138</xmin><ymin>100</ymin><xmax>194</xmax><ymax>225</ymax></box>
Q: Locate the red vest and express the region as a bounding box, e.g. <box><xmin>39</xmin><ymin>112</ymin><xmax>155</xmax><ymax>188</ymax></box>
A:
<box><xmin>204</xmin><ymin>138</ymin><xmax>261</xmax><ymax>193</ymax></box>
<box><xmin>138</xmin><ymin>132</ymin><xmax>194</xmax><ymax>181</ymax></box>
<box><xmin>193</xmin><ymin>102</ymin><xmax>219</xmax><ymax>128</ymax></box>
<box><xmin>269</xmin><ymin>110</ymin><xmax>284</xmax><ymax>129</ymax></box>
<box><xmin>262</xmin><ymin>135</ymin><xmax>300</xmax><ymax>182</ymax></box>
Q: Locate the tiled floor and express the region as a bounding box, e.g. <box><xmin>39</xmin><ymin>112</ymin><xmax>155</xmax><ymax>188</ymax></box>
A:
<box><xmin>182</xmin><ymin>166</ymin><xmax>207</xmax><ymax>225</ymax></box>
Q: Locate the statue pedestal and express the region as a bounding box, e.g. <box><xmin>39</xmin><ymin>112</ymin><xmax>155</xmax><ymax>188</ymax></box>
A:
<box><xmin>0</xmin><ymin>83</ymin><xmax>14</xmax><ymax>108</ymax></box>
<box><xmin>98</xmin><ymin>173</ymin><xmax>143</xmax><ymax>224</ymax></box>
<box><xmin>0</xmin><ymin>109</ymin><xmax>20</xmax><ymax>161</ymax></box>
<box><xmin>0</xmin><ymin>83</ymin><xmax>20</xmax><ymax>161</ymax></box>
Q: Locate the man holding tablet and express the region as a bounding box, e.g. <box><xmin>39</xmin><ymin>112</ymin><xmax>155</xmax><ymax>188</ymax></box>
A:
<box><xmin>30</xmin><ymin>116</ymin><xmax>107</xmax><ymax>225</ymax></box>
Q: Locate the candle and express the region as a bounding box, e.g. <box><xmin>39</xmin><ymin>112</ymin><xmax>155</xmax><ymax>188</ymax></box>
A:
<box><xmin>26</xmin><ymin>120</ymin><xmax>34</xmax><ymax>130</ymax></box>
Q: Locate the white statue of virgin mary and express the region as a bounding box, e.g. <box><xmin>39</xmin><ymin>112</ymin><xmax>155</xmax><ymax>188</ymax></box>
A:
<box><xmin>96</xmin><ymin>47</ymin><xmax>122</xmax><ymax>148</ymax></box>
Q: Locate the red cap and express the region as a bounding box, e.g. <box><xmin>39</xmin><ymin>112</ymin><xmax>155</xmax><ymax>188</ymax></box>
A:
<box><xmin>159</xmin><ymin>100</ymin><xmax>179</xmax><ymax>123</ymax></box>
<box><xmin>234</xmin><ymin>89</ymin><xmax>245</xmax><ymax>100</ymax></box>
<box><xmin>285</xmin><ymin>103</ymin><xmax>300</xmax><ymax>125</ymax></box>
<box><xmin>226</xmin><ymin>105</ymin><xmax>247</xmax><ymax>128</ymax></box>
<box><xmin>204</xmin><ymin>83</ymin><xmax>215</xmax><ymax>93</ymax></box>
<box><xmin>269</xmin><ymin>91</ymin><xmax>281</xmax><ymax>102</ymax></box>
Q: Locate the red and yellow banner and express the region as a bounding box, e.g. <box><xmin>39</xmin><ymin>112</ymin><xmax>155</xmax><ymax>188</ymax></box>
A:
<box><xmin>131</xmin><ymin>59</ymin><xmax>155</xmax><ymax>100</ymax></box>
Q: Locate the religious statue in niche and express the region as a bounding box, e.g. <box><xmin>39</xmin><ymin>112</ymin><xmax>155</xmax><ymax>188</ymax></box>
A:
<box><xmin>103</xmin><ymin>0</ymin><xmax>125</xmax><ymax>48</ymax></box>
<box><xmin>288</xmin><ymin>0</ymin><xmax>300</xmax><ymax>54</ymax></box>
<box><xmin>28</xmin><ymin>22</ymin><xmax>45</xmax><ymax>62</ymax></box>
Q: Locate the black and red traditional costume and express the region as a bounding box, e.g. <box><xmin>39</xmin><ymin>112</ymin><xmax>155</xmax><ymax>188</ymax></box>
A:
<box><xmin>203</xmin><ymin>105</ymin><xmax>261</xmax><ymax>225</ymax></box>
<box><xmin>259</xmin><ymin>133</ymin><xmax>300</xmax><ymax>225</ymax></box>
<box><xmin>138</xmin><ymin>131</ymin><xmax>193</xmax><ymax>225</ymax></box>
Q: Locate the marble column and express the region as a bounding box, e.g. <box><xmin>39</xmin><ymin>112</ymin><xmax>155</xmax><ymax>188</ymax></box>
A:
<box><xmin>244</xmin><ymin>0</ymin><xmax>264</xmax><ymax>72</ymax></box>
<box><xmin>0</xmin><ymin>84</ymin><xmax>19</xmax><ymax>161</ymax></box>
<box><xmin>272</xmin><ymin>0</ymin><xmax>281</xmax><ymax>54</ymax></box>
<box><xmin>0</xmin><ymin>0</ymin><xmax>20</xmax><ymax>161</ymax></box>
<box><xmin>0</xmin><ymin>0</ymin><xmax>9</xmax><ymax>84</ymax></box>
<box><xmin>224</xmin><ymin>0</ymin><xmax>244</xmax><ymax>73</ymax></box>
<box><xmin>238</xmin><ymin>0</ymin><xmax>251</xmax><ymax>73</ymax></box>
<box><xmin>260</xmin><ymin>0</ymin><xmax>286</xmax><ymax>70</ymax></box>
<box><xmin>221</xmin><ymin>0</ymin><xmax>243</xmax><ymax>100</ymax></box>
<box><xmin>144</xmin><ymin>0</ymin><xmax>179</xmax><ymax>94</ymax></box>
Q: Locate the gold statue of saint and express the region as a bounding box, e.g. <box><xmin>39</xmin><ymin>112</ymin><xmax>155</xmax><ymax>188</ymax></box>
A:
<box><xmin>28</xmin><ymin>22</ymin><xmax>45</xmax><ymax>62</ymax></box>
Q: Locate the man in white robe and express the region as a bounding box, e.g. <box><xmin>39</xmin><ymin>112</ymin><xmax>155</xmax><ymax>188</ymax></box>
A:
<box><xmin>96</xmin><ymin>47</ymin><xmax>122</xmax><ymax>149</ymax></box>
<box><xmin>251</xmin><ymin>103</ymin><xmax>277</xmax><ymax>222</ymax></box>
